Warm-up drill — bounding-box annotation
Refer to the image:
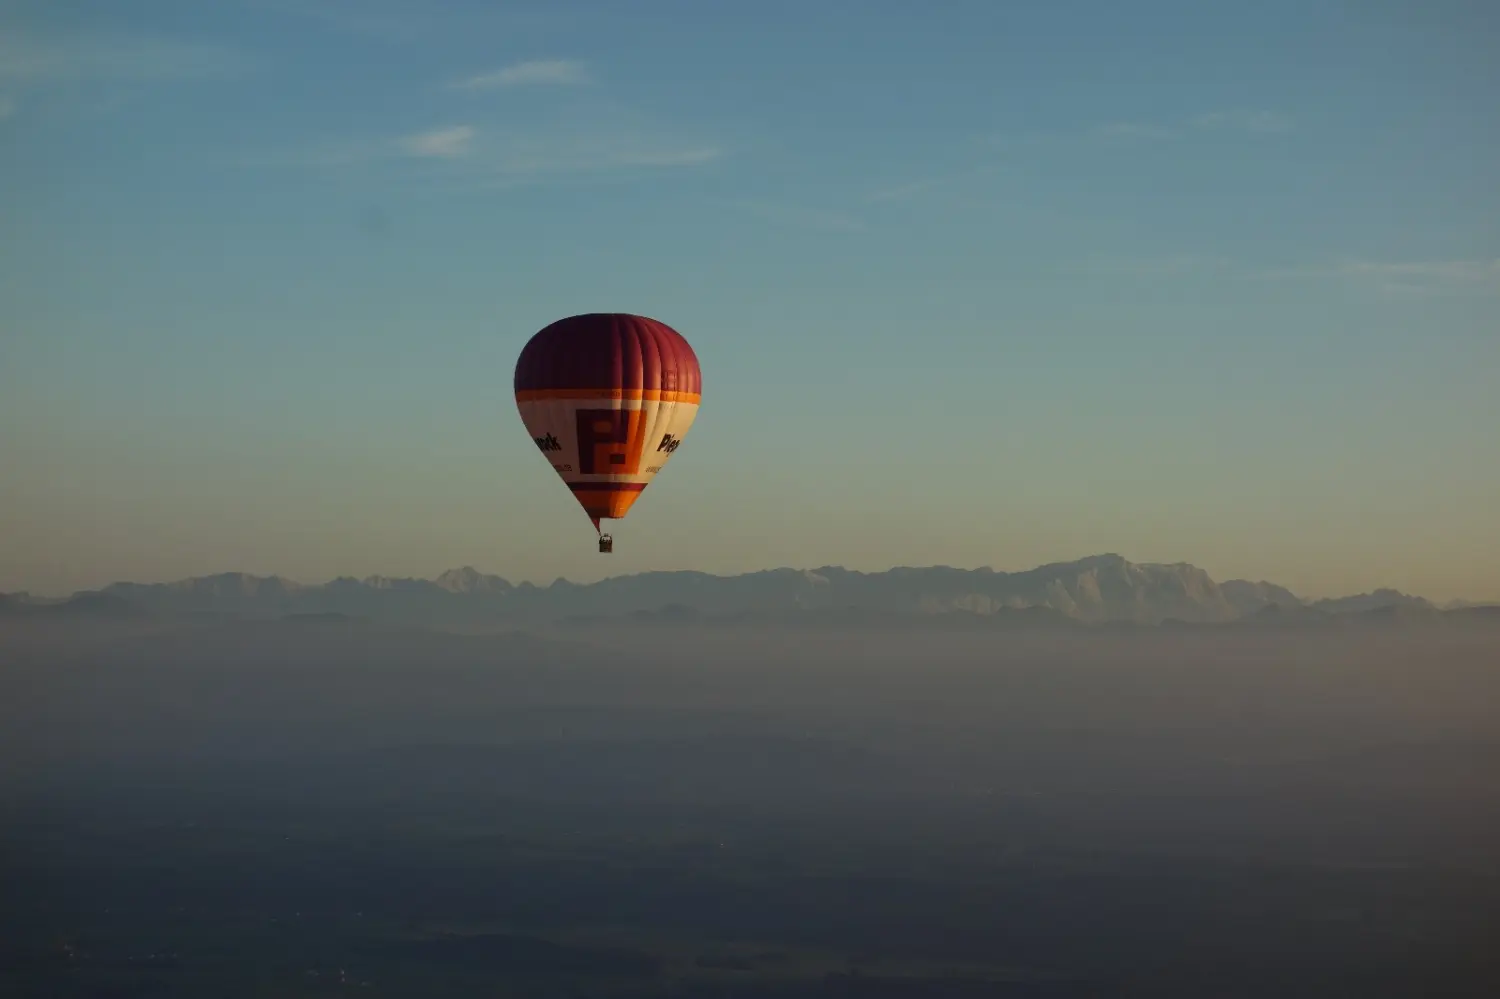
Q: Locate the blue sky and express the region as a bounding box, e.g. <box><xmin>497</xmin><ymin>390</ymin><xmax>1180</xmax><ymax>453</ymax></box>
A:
<box><xmin>2</xmin><ymin>0</ymin><xmax>1497</xmax><ymax>600</ymax></box>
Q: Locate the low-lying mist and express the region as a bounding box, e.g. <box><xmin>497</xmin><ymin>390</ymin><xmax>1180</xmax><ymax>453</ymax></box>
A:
<box><xmin>3</xmin><ymin>616</ymin><xmax>1497</xmax><ymax>996</ymax></box>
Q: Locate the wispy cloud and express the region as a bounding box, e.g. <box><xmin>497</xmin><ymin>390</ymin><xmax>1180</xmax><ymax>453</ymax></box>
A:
<box><xmin>866</xmin><ymin>177</ymin><xmax>945</xmax><ymax>202</ymax></box>
<box><xmin>0</xmin><ymin>94</ymin><xmax>15</xmax><ymax>120</ymax></box>
<box><xmin>1075</xmin><ymin>254</ymin><xmax>1233</xmax><ymax>277</ymax></box>
<box><xmin>862</xmin><ymin>163</ymin><xmax>1004</xmax><ymax>204</ymax></box>
<box><xmin>717</xmin><ymin>199</ymin><xmax>867</xmax><ymax>233</ymax></box>
<box><xmin>1065</xmin><ymin>253</ymin><xmax>1499</xmax><ymax>298</ymax></box>
<box><xmin>399</xmin><ymin>124</ymin><xmax>475</xmax><ymax>158</ymax></box>
<box><xmin>0</xmin><ymin>27</ymin><xmax>251</xmax><ymax>83</ymax></box>
<box><xmin>249</xmin><ymin>0</ymin><xmax>572</xmax><ymax>45</ymax></box>
<box><xmin>1092</xmin><ymin>121</ymin><xmax>1175</xmax><ymax>140</ymax></box>
<box><xmin>455</xmin><ymin>137</ymin><xmax>722</xmax><ymax>185</ymax></box>
<box><xmin>590</xmin><ymin>145</ymin><xmax>721</xmax><ymax>168</ymax></box>
<box><xmin>242</xmin><ymin>123</ymin><xmax>723</xmax><ymax>188</ymax></box>
<box><xmin>245</xmin><ymin>0</ymin><xmax>432</xmax><ymax>43</ymax></box>
<box><xmin>1336</xmin><ymin>259</ymin><xmax>1499</xmax><ymax>282</ymax></box>
<box><xmin>1255</xmin><ymin>258</ymin><xmax>1500</xmax><ymax>295</ymax></box>
<box><xmin>1085</xmin><ymin>109</ymin><xmax>1292</xmax><ymax>143</ymax></box>
<box><xmin>452</xmin><ymin>59</ymin><xmax>590</xmax><ymax>90</ymax></box>
<box><xmin>235</xmin><ymin>129</ymin><xmax>478</xmax><ymax>169</ymax></box>
<box><xmin>1192</xmin><ymin>109</ymin><xmax>1293</xmax><ymax>133</ymax></box>
<box><xmin>982</xmin><ymin>108</ymin><xmax>1293</xmax><ymax>152</ymax></box>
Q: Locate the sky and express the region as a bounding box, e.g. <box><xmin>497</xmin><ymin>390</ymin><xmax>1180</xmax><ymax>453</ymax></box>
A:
<box><xmin>1</xmin><ymin>0</ymin><xmax>1497</xmax><ymax>601</ymax></box>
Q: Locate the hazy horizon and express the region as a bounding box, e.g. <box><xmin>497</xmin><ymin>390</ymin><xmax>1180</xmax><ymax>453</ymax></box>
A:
<box><xmin>4</xmin><ymin>552</ymin><xmax>1499</xmax><ymax>607</ymax></box>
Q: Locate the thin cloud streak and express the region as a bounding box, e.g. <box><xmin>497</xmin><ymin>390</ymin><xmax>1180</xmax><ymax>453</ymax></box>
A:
<box><xmin>248</xmin><ymin>0</ymin><xmax>573</xmax><ymax>44</ymax></box>
<box><xmin>717</xmin><ymin>198</ymin><xmax>868</xmax><ymax>233</ymax></box>
<box><xmin>452</xmin><ymin>59</ymin><xmax>590</xmax><ymax>90</ymax></box>
<box><xmin>1093</xmin><ymin>121</ymin><xmax>1176</xmax><ymax>140</ymax></box>
<box><xmin>399</xmin><ymin>124</ymin><xmax>475</xmax><ymax>158</ymax></box>
<box><xmin>1193</xmin><ymin>109</ymin><xmax>1293</xmax><ymax>133</ymax></box>
<box><xmin>1088</xmin><ymin>111</ymin><xmax>1291</xmax><ymax>142</ymax></box>
<box><xmin>866</xmin><ymin>178</ymin><xmax>944</xmax><ymax>202</ymax></box>
<box><xmin>239</xmin><ymin>125</ymin><xmax>722</xmax><ymax>185</ymax></box>
<box><xmin>982</xmin><ymin>108</ymin><xmax>1294</xmax><ymax>150</ymax></box>
<box><xmin>862</xmin><ymin>164</ymin><xmax>1001</xmax><ymax>204</ymax></box>
<box><xmin>1334</xmin><ymin>259</ymin><xmax>1499</xmax><ymax>282</ymax></box>
<box><xmin>1074</xmin><ymin>254</ymin><xmax>1233</xmax><ymax>277</ymax></box>
<box><xmin>465</xmin><ymin>138</ymin><xmax>721</xmax><ymax>177</ymax></box>
<box><xmin>1255</xmin><ymin>258</ymin><xmax>1500</xmax><ymax>289</ymax></box>
<box><xmin>0</xmin><ymin>28</ymin><xmax>252</xmax><ymax>82</ymax></box>
<box><xmin>1067</xmin><ymin>254</ymin><xmax>1497</xmax><ymax>297</ymax></box>
<box><xmin>245</xmin><ymin>0</ymin><xmax>436</xmax><ymax>43</ymax></box>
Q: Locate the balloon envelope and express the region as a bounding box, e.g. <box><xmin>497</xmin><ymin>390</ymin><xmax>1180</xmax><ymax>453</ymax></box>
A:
<box><xmin>513</xmin><ymin>313</ymin><xmax>702</xmax><ymax>532</ymax></box>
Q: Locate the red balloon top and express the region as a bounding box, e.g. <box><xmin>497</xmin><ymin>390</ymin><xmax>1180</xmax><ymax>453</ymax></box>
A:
<box><xmin>513</xmin><ymin>313</ymin><xmax>702</xmax><ymax>400</ymax></box>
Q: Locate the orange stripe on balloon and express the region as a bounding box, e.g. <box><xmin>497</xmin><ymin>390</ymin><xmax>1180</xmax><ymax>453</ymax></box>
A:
<box><xmin>569</xmin><ymin>484</ymin><xmax>647</xmax><ymax>520</ymax></box>
<box><xmin>513</xmin><ymin>388</ymin><xmax>701</xmax><ymax>404</ymax></box>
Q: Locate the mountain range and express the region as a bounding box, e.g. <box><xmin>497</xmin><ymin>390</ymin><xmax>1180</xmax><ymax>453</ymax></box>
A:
<box><xmin>3</xmin><ymin>554</ymin><xmax>1495</xmax><ymax>631</ymax></box>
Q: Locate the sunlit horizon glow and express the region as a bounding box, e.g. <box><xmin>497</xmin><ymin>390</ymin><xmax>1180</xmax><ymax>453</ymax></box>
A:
<box><xmin>2</xmin><ymin>1</ymin><xmax>1496</xmax><ymax>604</ymax></box>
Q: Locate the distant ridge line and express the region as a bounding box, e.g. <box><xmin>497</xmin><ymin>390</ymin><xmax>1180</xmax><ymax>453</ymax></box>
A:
<box><xmin>4</xmin><ymin>555</ymin><xmax>1493</xmax><ymax>630</ymax></box>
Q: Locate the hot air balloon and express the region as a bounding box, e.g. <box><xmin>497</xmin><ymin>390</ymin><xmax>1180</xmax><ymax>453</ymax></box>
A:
<box><xmin>513</xmin><ymin>313</ymin><xmax>702</xmax><ymax>553</ymax></box>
